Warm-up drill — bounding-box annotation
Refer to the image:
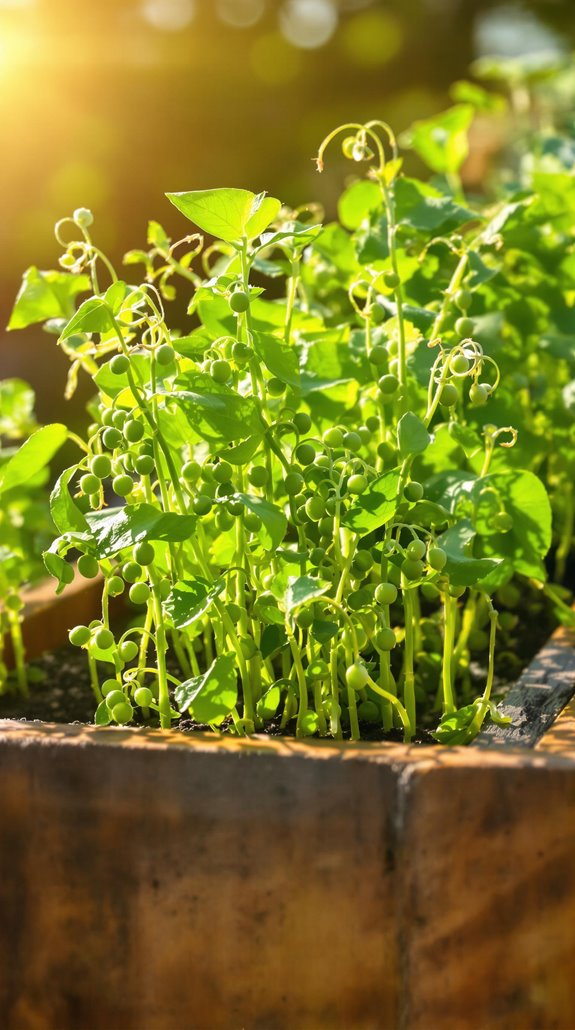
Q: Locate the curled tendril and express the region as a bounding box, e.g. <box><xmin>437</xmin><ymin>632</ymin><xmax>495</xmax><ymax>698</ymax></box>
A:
<box><xmin>486</xmin><ymin>425</ymin><xmax>518</xmax><ymax>449</ymax></box>
<box><xmin>348</xmin><ymin>279</ymin><xmax>373</xmax><ymax>319</ymax></box>
<box><xmin>315</xmin><ymin>120</ymin><xmax>398</xmax><ymax>179</ymax></box>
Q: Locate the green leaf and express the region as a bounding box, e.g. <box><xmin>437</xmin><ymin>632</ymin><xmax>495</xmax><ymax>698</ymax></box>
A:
<box><xmin>7</xmin><ymin>267</ymin><xmax>89</xmax><ymax>330</ymax></box>
<box><xmin>260</xmin><ymin>625</ymin><xmax>288</xmax><ymax>659</ymax></box>
<box><xmin>472</xmin><ymin>469</ymin><xmax>552</xmax><ymax>581</ymax></box>
<box><xmin>172</xmin><ymin>373</ymin><xmax>264</xmax><ymax>443</ymax></box>
<box><xmin>0</xmin><ymin>424</ymin><xmax>67</xmax><ymax>495</ymax></box>
<box><xmin>397</xmin><ymin>412</ymin><xmax>431</xmax><ymax>458</ymax></box>
<box><xmin>59</xmin><ymin>297</ymin><xmax>114</xmax><ymax>340</ymax></box>
<box><xmin>0</xmin><ymin>379</ymin><xmax>36</xmax><ymax>438</ymax></box>
<box><xmin>402</xmin><ymin>104</ymin><xmax>474</xmax><ymax>175</ymax></box>
<box><xmin>174</xmin><ymin>653</ymin><xmax>238</xmax><ymax>726</ymax></box>
<box><xmin>234</xmin><ymin>494</ymin><xmax>287</xmax><ymax>550</ymax></box>
<box><xmin>342</xmin><ymin>467</ymin><xmax>401</xmax><ymax>537</ymax></box>
<box><xmin>50</xmin><ymin>467</ymin><xmax>90</xmax><ymax>534</ymax></box>
<box><xmin>253</xmin><ymin>332</ymin><xmax>300</xmax><ymax>387</ymax></box>
<box><xmin>436</xmin><ymin>520</ymin><xmax>501</xmax><ymax>588</ymax></box>
<box><xmin>433</xmin><ymin>703</ymin><xmax>480</xmax><ymax>745</ymax></box>
<box><xmin>166</xmin><ymin>188</ymin><xmax>281</xmax><ymax>243</ymax></box>
<box><xmin>311</xmin><ymin>619</ymin><xmax>339</xmax><ymax>643</ymax></box>
<box><xmin>256</xmin><ymin>683</ymin><xmax>282</xmax><ymax>719</ymax></box>
<box><xmin>394</xmin><ymin>178</ymin><xmax>477</xmax><ymax>233</ymax></box>
<box><xmin>284</xmin><ymin>575</ymin><xmax>330</xmax><ymax>614</ymax></box>
<box><xmin>86</xmin><ymin>504</ymin><xmax>196</xmax><ymax>558</ymax></box>
<box><xmin>163</xmin><ymin>577</ymin><xmax>225</xmax><ymax>629</ymax></box>
<box><xmin>95</xmin><ymin>701</ymin><xmax>112</xmax><ymax>726</ymax></box>
<box><xmin>338</xmin><ymin>179</ymin><xmax>382</xmax><ymax>230</ymax></box>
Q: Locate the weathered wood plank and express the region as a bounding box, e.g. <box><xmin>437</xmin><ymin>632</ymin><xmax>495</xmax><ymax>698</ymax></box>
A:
<box><xmin>474</xmin><ymin>623</ymin><xmax>575</xmax><ymax>749</ymax></box>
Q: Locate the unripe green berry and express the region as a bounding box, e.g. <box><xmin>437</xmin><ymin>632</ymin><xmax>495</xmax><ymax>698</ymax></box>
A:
<box><xmin>383</xmin><ymin>269</ymin><xmax>400</xmax><ymax>289</ymax></box>
<box><xmin>90</xmin><ymin>454</ymin><xmax>112</xmax><ymax>479</ymax></box>
<box><xmin>112</xmin><ymin>701</ymin><xmax>134</xmax><ymax>725</ymax></box>
<box><xmin>122</xmin><ymin>561</ymin><xmax>142</xmax><ymax>583</ymax></box>
<box><xmin>439</xmin><ymin>383</ymin><xmax>459</xmax><ymax>407</ymax></box>
<box><xmin>129</xmin><ymin>582</ymin><xmax>151</xmax><ymax>605</ymax></box>
<box><xmin>346</xmin><ymin>662</ymin><xmax>369</xmax><ymax>692</ymax></box>
<box><xmin>229</xmin><ymin>291</ymin><xmax>249</xmax><ymax>313</ymax></box>
<box><xmin>243</xmin><ymin>512</ymin><xmax>262</xmax><ymax>533</ymax></box>
<box><xmin>112</xmin><ymin>474</ymin><xmax>133</xmax><ymax>497</ymax></box>
<box><xmin>135</xmin><ymin>454</ymin><xmax>155</xmax><ymax>476</ymax></box>
<box><xmin>284</xmin><ymin>472</ymin><xmax>304</xmax><ymax>495</ymax></box>
<box><xmin>93</xmin><ymin>627</ymin><xmax>115</xmax><ymax>650</ymax></box>
<box><xmin>407</xmin><ymin>538</ymin><xmax>426</xmax><ymax>561</ymax></box>
<box><xmin>322</xmin><ymin>427</ymin><xmax>344</xmax><ymax>449</ymax></box>
<box><xmin>293</xmin><ymin>411</ymin><xmax>312</xmax><ymax>434</ymax></box>
<box><xmin>347</xmin><ymin>474</ymin><xmax>368</xmax><ymax>495</ymax></box>
<box><xmin>455</xmin><ymin>316</ymin><xmax>474</xmax><ymax>337</ymax></box>
<box><xmin>343</xmin><ymin>431</ymin><xmax>361</xmax><ymax>453</ymax></box>
<box><xmin>110</xmin><ymin>354</ymin><xmax>129</xmax><ymax>375</ymax></box>
<box><xmin>368</xmin><ymin>345</ymin><xmax>387</xmax><ymax>366</ymax></box>
<box><xmin>375</xmin><ymin>627</ymin><xmax>396</xmax><ymax>651</ymax></box>
<box><xmin>124</xmin><ymin>419</ymin><xmax>144</xmax><ymax>443</ymax></box>
<box><xmin>155</xmin><ymin>344</ymin><xmax>175</xmax><ymax>366</ymax></box>
<box><xmin>378</xmin><ymin>374</ymin><xmax>399</xmax><ymax>397</ymax></box>
<box><xmin>69</xmin><ymin>625</ymin><xmax>91</xmax><ymax>647</ymax></box>
<box><xmin>427</xmin><ymin>546</ymin><xmax>447</xmax><ymax>571</ymax></box>
<box><xmin>102</xmin><ymin>427</ymin><xmax>122</xmax><ymax>450</ymax></box>
<box><xmin>248</xmin><ymin>465</ymin><xmax>269</xmax><ymax>488</ymax></box>
<box><xmin>80</xmin><ymin>473</ymin><xmax>100</xmax><ymax>495</ymax></box>
<box><xmin>133</xmin><ymin>541</ymin><xmax>155</xmax><ymax>565</ymax></box>
<box><xmin>107</xmin><ymin>576</ymin><xmax>125</xmax><ymax>597</ymax></box>
<box><xmin>305</xmin><ymin>495</ymin><xmax>326</xmax><ymax>521</ymax></box>
<box><xmin>469</xmin><ymin>383</ymin><xmax>490</xmax><ymax>406</ymax></box>
<box><xmin>402</xmin><ymin>557</ymin><xmax>425</xmax><ymax>581</ymax></box>
<box><xmin>118</xmin><ymin>640</ymin><xmax>139</xmax><ymax>662</ymax></box>
<box><xmin>404</xmin><ymin>481</ymin><xmax>424</xmax><ymax>502</ymax></box>
<box><xmin>210</xmin><ymin>359</ymin><xmax>231</xmax><ymax>383</ymax></box>
<box><xmin>134</xmin><ymin>687</ymin><xmax>154</xmax><ymax>707</ymax></box>
<box><xmin>105</xmin><ymin>689</ymin><xmax>126</xmax><ymax>709</ymax></box>
<box><xmin>375</xmin><ymin>582</ymin><xmax>397</xmax><ymax>605</ymax></box>
<box><xmin>296</xmin><ymin>442</ymin><xmax>316</xmax><ymax>466</ymax></box>
<box><xmin>78</xmin><ymin>554</ymin><xmax>99</xmax><ymax>579</ymax></box>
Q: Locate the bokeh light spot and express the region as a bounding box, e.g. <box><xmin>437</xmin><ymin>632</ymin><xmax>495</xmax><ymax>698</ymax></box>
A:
<box><xmin>216</xmin><ymin>0</ymin><xmax>266</xmax><ymax>29</ymax></box>
<box><xmin>340</xmin><ymin>9</ymin><xmax>402</xmax><ymax>68</ymax></box>
<box><xmin>141</xmin><ymin>0</ymin><xmax>195</xmax><ymax>32</ymax></box>
<box><xmin>250</xmin><ymin>30</ymin><xmax>302</xmax><ymax>85</ymax></box>
<box><xmin>279</xmin><ymin>0</ymin><xmax>338</xmax><ymax>50</ymax></box>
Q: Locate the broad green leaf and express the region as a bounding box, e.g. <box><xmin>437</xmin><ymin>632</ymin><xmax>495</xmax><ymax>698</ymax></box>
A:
<box><xmin>172</xmin><ymin>373</ymin><xmax>264</xmax><ymax>443</ymax></box>
<box><xmin>338</xmin><ymin>179</ymin><xmax>382</xmax><ymax>230</ymax></box>
<box><xmin>0</xmin><ymin>379</ymin><xmax>36</xmax><ymax>438</ymax></box>
<box><xmin>342</xmin><ymin>468</ymin><xmax>401</xmax><ymax>537</ymax></box>
<box><xmin>163</xmin><ymin>577</ymin><xmax>225</xmax><ymax>629</ymax></box>
<box><xmin>0</xmin><ymin>424</ymin><xmax>67</xmax><ymax>495</ymax></box>
<box><xmin>472</xmin><ymin>469</ymin><xmax>552</xmax><ymax>581</ymax></box>
<box><xmin>95</xmin><ymin>701</ymin><xmax>112</xmax><ymax>726</ymax></box>
<box><xmin>59</xmin><ymin>297</ymin><xmax>114</xmax><ymax>340</ymax></box>
<box><xmin>7</xmin><ymin>267</ymin><xmax>89</xmax><ymax>330</ymax></box>
<box><xmin>218</xmin><ymin>436</ymin><xmax>261</xmax><ymax>466</ymax></box>
<box><xmin>394</xmin><ymin>178</ymin><xmax>477</xmax><ymax>233</ymax></box>
<box><xmin>86</xmin><ymin>504</ymin><xmax>196</xmax><ymax>558</ymax></box>
<box><xmin>42</xmin><ymin>549</ymin><xmax>75</xmax><ymax>595</ymax></box>
<box><xmin>436</xmin><ymin>520</ymin><xmax>501</xmax><ymax>588</ymax></box>
<box><xmin>234</xmin><ymin>493</ymin><xmax>287</xmax><ymax>550</ymax></box>
<box><xmin>256</xmin><ymin>683</ymin><xmax>282</xmax><ymax>719</ymax></box>
<box><xmin>397</xmin><ymin>411</ymin><xmax>431</xmax><ymax>458</ymax></box>
<box><xmin>50</xmin><ymin>467</ymin><xmax>90</xmax><ymax>534</ymax></box>
<box><xmin>284</xmin><ymin>575</ymin><xmax>330</xmax><ymax>614</ymax></box>
<box><xmin>402</xmin><ymin>104</ymin><xmax>474</xmax><ymax>175</ymax></box>
<box><xmin>166</xmin><ymin>188</ymin><xmax>280</xmax><ymax>243</ymax></box>
<box><xmin>311</xmin><ymin>619</ymin><xmax>339</xmax><ymax>643</ymax></box>
<box><xmin>260</xmin><ymin>624</ymin><xmax>288</xmax><ymax>659</ymax></box>
<box><xmin>174</xmin><ymin>652</ymin><xmax>238</xmax><ymax>725</ymax></box>
<box><xmin>253</xmin><ymin>332</ymin><xmax>300</xmax><ymax>387</ymax></box>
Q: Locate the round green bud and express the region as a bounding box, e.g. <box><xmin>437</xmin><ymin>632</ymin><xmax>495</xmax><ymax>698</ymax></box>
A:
<box><xmin>469</xmin><ymin>383</ymin><xmax>490</xmax><ymax>406</ymax></box>
<box><xmin>93</xmin><ymin>627</ymin><xmax>115</xmax><ymax>650</ymax></box>
<box><xmin>293</xmin><ymin>411</ymin><xmax>312</xmax><ymax>434</ymax></box>
<box><xmin>90</xmin><ymin>454</ymin><xmax>112</xmax><ymax>480</ymax></box>
<box><xmin>102</xmin><ymin>427</ymin><xmax>122</xmax><ymax>450</ymax></box>
<box><xmin>401</xmin><ymin>557</ymin><xmax>425</xmax><ymax>581</ymax></box>
<box><xmin>213</xmin><ymin>461</ymin><xmax>233</xmax><ymax>485</ymax></box>
<box><xmin>111</xmin><ymin>701</ymin><xmax>134</xmax><ymax>725</ymax></box>
<box><xmin>375</xmin><ymin>582</ymin><xmax>397</xmax><ymax>606</ymax></box>
<box><xmin>375</xmin><ymin>627</ymin><xmax>396</xmax><ymax>651</ymax></box>
<box><xmin>296</xmin><ymin>442</ymin><xmax>316</xmax><ymax>466</ymax></box>
<box><xmin>455</xmin><ymin>288</ymin><xmax>472</xmax><ymax>311</ymax></box>
<box><xmin>368</xmin><ymin>345</ymin><xmax>387</xmax><ymax>366</ymax></box>
<box><xmin>346</xmin><ymin>662</ymin><xmax>369</xmax><ymax>692</ymax></box>
<box><xmin>193</xmin><ymin>495</ymin><xmax>213</xmax><ymax>516</ymax></box>
<box><xmin>134</xmin><ymin>687</ymin><xmax>154</xmax><ymax>707</ymax></box>
<box><xmin>124</xmin><ymin>419</ymin><xmax>144</xmax><ymax>443</ymax></box>
<box><xmin>449</xmin><ymin>352</ymin><xmax>470</xmax><ymax>376</ymax></box>
<box><xmin>248</xmin><ymin>465</ymin><xmax>269</xmax><ymax>488</ymax></box>
<box><xmin>77</xmin><ymin>554</ymin><xmax>99</xmax><ymax>579</ymax></box>
<box><xmin>439</xmin><ymin>382</ymin><xmax>459</xmax><ymax>407</ymax></box>
<box><xmin>107</xmin><ymin>576</ymin><xmax>125</xmax><ymax>597</ymax></box>
<box><xmin>135</xmin><ymin>454</ymin><xmax>154</xmax><ymax>476</ymax></box>
<box><xmin>110</xmin><ymin>354</ymin><xmax>129</xmax><ymax>375</ymax></box>
<box><xmin>427</xmin><ymin>546</ymin><xmax>447</xmax><ymax>571</ymax></box>
<box><xmin>378</xmin><ymin>374</ymin><xmax>399</xmax><ymax>397</ymax></box>
<box><xmin>455</xmin><ymin>316</ymin><xmax>474</xmax><ymax>337</ymax></box>
<box><xmin>133</xmin><ymin>541</ymin><xmax>155</xmax><ymax>566</ymax></box>
<box><xmin>118</xmin><ymin>640</ymin><xmax>139</xmax><ymax>662</ymax></box>
<box><xmin>68</xmin><ymin>625</ymin><xmax>91</xmax><ymax>647</ymax></box>
<box><xmin>407</xmin><ymin>539</ymin><xmax>426</xmax><ymax>561</ymax></box>
<box><xmin>347</xmin><ymin>474</ymin><xmax>368</xmax><ymax>495</ymax></box>
<box><xmin>229</xmin><ymin>291</ymin><xmax>249</xmax><ymax>313</ymax></box>
<box><xmin>404</xmin><ymin>481</ymin><xmax>424</xmax><ymax>503</ymax></box>
<box><xmin>122</xmin><ymin>561</ymin><xmax>142</xmax><ymax>583</ymax></box>
<box><xmin>322</xmin><ymin>427</ymin><xmax>344</xmax><ymax>449</ymax></box>
<box><xmin>343</xmin><ymin>431</ymin><xmax>361</xmax><ymax>453</ymax></box>
<box><xmin>112</xmin><ymin>474</ymin><xmax>133</xmax><ymax>497</ymax></box>
<box><xmin>210</xmin><ymin>359</ymin><xmax>231</xmax><ymax>383</ymax></box>
<box><xmin>80</xmin><ymin>473</ymin><xmax>100</xmax><ymax>495</ymax></box>
<box><xmin>73</xmin><ymin>207</ymin><xmax>94</xmax><ymax>227</ymax></box>
<box><xmin>105</xmin><ymin>689</ymin><xmax>126</xmax><ymax>709</ymax></box>
<box><xmin>493</xmin><ymin>511</ymin><xmax>513</xmax><ymax>533</ymax></box>
<box><xmin>155</xmin><ymin>344</ymin><xmax>175</xmax><ymax>366</ymax></box>
<box><xmin>284</xmin><ymin>472</ymin><xmax>304</xmax><ymax>496</ymax></box>
<box><xmin>129</xmin><ymin>582</ymin><xmax>151</xmax><ymax>605</ymax></box>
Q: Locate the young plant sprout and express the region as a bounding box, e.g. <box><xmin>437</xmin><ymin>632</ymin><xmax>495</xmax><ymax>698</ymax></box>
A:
<box><xmin>7</xmin><ymin>79</ymin><xmax>575</xmax><ymax>742</ymax></box>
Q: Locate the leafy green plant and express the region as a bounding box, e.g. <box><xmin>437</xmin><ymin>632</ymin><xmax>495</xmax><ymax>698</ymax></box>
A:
<box><xmin>7</xmin><ymin>80</ymin><xmax>573</xmax><ymax>743</ymax></box>
<box><xmin>0</xmin><ymin>380</ymin><xmax>67</xmax><ymax>694</ymax></box>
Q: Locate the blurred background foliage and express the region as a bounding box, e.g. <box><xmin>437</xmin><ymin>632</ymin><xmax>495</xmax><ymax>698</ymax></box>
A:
<box><xmin>0</xmin><ymin>0</ymin><xmax>573</xmax><ymax>426</ymax></box>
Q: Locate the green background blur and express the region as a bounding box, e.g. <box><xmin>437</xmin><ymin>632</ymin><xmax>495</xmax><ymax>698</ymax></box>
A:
<box><xmin>0</xmin><ymin>0</ymin><xmax>573</xmax><ymax>426</ymax></box>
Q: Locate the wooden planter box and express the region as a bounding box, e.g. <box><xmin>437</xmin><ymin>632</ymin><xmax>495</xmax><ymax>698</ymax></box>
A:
<box><xmin>1</xmin><ymin>583</ymin><xmax>574</xmax><ymax>1029</ymax></box>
